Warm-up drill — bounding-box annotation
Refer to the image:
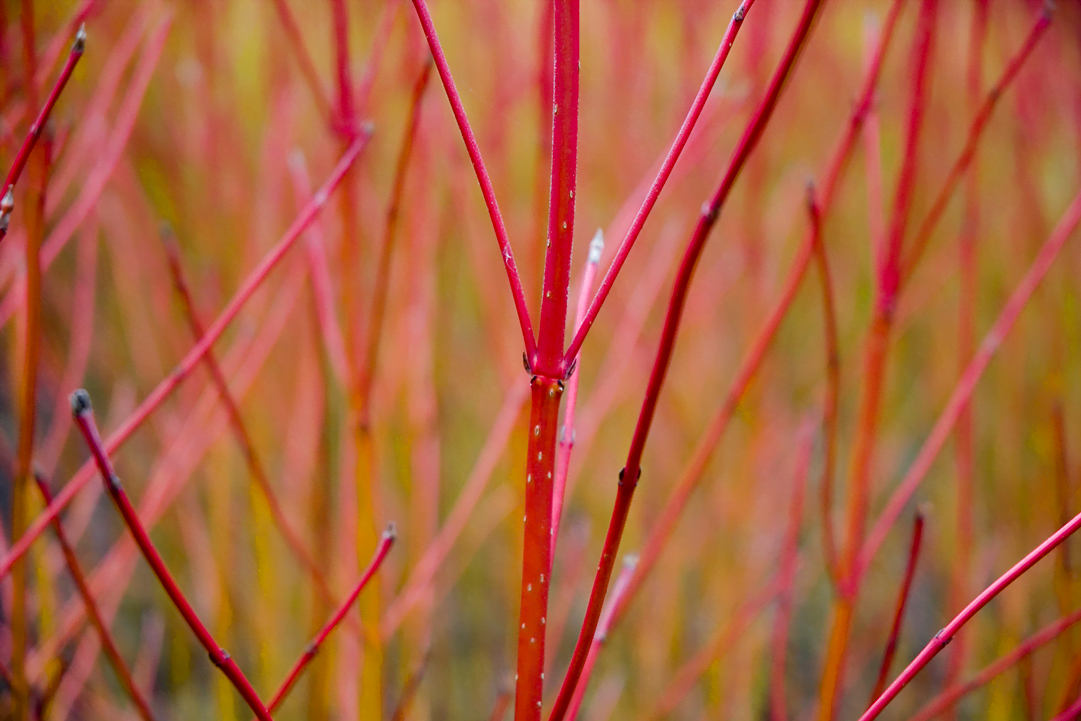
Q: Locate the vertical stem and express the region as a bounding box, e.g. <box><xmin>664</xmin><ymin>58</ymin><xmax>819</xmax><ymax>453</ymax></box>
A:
<box><xmin>513</xmin><ymin>1</ymin><xmax>579</xmax><ymax>717</ymax></box>
<box><xmin>534</xmin><ymin>0</ymin><xmax>579</xmax><ymax>377</ymax></box>
<box><xmin>945</xmin><ymin>0</ymin><xmax>987</xmax><ymax>704</ymax></box>
<box><xmin>818</xmin><ymin>3</ymin><xmax>937</xmax><ymax>716</ymax></box>
<box><xmin>514</xmin><ymin>378</ymin><xmax>564</xmax><ymax>721</ymax></box>
<box><xmin>11</xmin><ymin>119</ymin><xmax>49</xmax><ymax>721</ymax></box>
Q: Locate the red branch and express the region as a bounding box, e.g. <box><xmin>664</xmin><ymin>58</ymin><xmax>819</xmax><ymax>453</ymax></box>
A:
<box><xmin>70</xmin><ymin>390</ymin><xmax>272</xmax><ymax>721</ymax></box>
<box><xmin>868</xmin><ymin>511</ymin><xmax>925</xmax><ymax>704</ymax></box>
<box><xmin>548</xmin><ymin>1</ymin><xmax>824</xmax><ymax>716</ymax></box>
<box><xmin>562</xmin><ymin>0</ymin><xmax>759</xmax><ymax>365</ymax></box>
<box><xmin>263</xmin><ymin>524</ymin><xmax>396</xmax><ymax>714</ymax></box>
<box><xmin>0</xmin><ymin>24</ymin><xmax>84</xmax><ymax>243</ymax></box>
<box><xmin>861</xmin><ymin>503</ymin><xmax>1081</xmax><ymax>720</ymax></box>
<box><xmin>408</xmin><ymin>0</ymin><xmax>537</xmax><ymax>362</ymax></box>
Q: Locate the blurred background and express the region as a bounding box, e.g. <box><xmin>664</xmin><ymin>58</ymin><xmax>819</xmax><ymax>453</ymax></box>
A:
<box><xmin>1</xmin><ymin>0</ymin><xmax>1081</xmax><ymax>719</ymax></box>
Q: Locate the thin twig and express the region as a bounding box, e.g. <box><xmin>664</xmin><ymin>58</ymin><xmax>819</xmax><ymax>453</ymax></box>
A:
<box><xmin>563</xmin><ymin>0</ymin><xmax>759</xmax><ymax>365</ymax></box>
<box><xmin>70</xmin><ymin>391</ymin><xmax>273</xmax><ymax>721</ymax></box>
<box><xmin>408</xmin><ymin>0</ymin><xmax>537</xmax><ymax>362</ymax></box>
<box><xmin>868</xmin><ymin>510</ymin><xmax>925</xmax><ymax>704</ymax></box>
<box><xmin>909</xmin><ymin>606</ymin><xmax>1081</xmax><ymax>721</ymax></box>
<box><xmin>262</xmin><ymin>524</ymin><xmax>396</xmax><ymax>714</ymax></box>
<box><xmin>0</xmin><ymin>24</ymin><xmax>84</xmax><ymax>243</ymax></box>
<box><xmin>861</xmin><ymin>504</ymin><xmax>1081</xmax><ymax>720</ymax></box>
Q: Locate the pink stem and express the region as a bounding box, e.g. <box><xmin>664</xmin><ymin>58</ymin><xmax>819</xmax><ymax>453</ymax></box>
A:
<box><xmin>0</xmin><ymin>135</ymin><xmax>369</xmax><ymax>584</ymax></box>
<box><xmin>408</xmin><ymin>0</ymin><xmax>537</xmax><ymax>362</ymax></box>
<box><xmin>562</xmin><ymin>0</ymin><xmax>757</xmax><ymax>365</ymax></box>
<box><xmin>858</xmin><ymin>180</ymin><xmax>1081</xmax><ymax>581</ymax></box>
<box><xmin>550</xmin><ymin>229</ymin><xmax>603</xmax><ymax>562</ymax></box>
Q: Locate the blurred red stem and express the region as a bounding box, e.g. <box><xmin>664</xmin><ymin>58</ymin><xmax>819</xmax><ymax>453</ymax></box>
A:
<box><xmin>819</xmin><ymin>3</ymin><xmax>938</xmax><ymax>715</ymax></box>
<box><xmin>358</xmin><ymin>58</ymin><xmax>432</xmax><ymax>406</ymax></box>
<box><xmin>0</xmin><ymin>135</ymin><xmax>368</xmax><ymax>584</ymax></box>
<box><xmin>267</xmin><ymin>0</ymin><xmax>333</xmax><ymax>122</ymax></box>
<box><xmin>808</xmin><ymin>185</ymin><xmax>840</xmax><ymax>590</ymax></box>
<box><xmin>868</xmin><ymin>511</ymin><xmax>925</xmax><ymax>704</ymax></box>
<box><xmin>34</xmin><ymin>475</ymin><xmax>157</xmax><ymax>721</ymax></box>
<box><xmin>900</xmin><ymin>6</ymin><xmax>1052</xmax><ymax>279</ymax></box>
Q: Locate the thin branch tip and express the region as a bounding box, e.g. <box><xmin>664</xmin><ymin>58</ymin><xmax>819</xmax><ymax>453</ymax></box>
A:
<box><xmin>384</xmin><ymin>521</ymin><xmax>398</xmax><ymax>540</ymax></box>
<box><xmin>74</xmin><ymin>24</ymin><xmax>87</xmax><ymax>53</ymax></box>
<box><xmin>587</xmin><ymin>228</ymin><xmax>604</xmax><ymax>264</ymax></box>
<box><xmin>70</xmin><ymin>389</ymin><xmax>93</xmax><ymax>416</ymax></box>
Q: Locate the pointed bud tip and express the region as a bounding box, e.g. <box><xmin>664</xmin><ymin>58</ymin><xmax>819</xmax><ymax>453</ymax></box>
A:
<box><xmin>70</xmin><ymin>389</ymin><xmax>92</xmax><ymax>416</ymax></box>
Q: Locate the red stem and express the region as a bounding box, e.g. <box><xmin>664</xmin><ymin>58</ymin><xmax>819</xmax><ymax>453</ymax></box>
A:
<box><xmin>514</xmin><ymin>378</ymin><xmax>564</xmax><ymax>721</ymax></box>
<box><xmin>0</xmin><ymin>136</ymin><xmax>368</xmax><ymax>584</ymax></box>
<box><xmin>861</xmin><ymin>504</ymin><xmax>1081</xmax><ymax>720</ymax></box>
<box><xmin>900</xmin><ymin>6</ymin><xmax>1052</xmax><ymax>280</ymax></box>
<box><xmin>408</xmin><ymin>0</ymin><xmax>537</xmax><ymax>363</ymax></box>
<box><xmin>70</xmin><ymin>391</ymin><xmax>272</xmax><ymax>721</ymax></box>
<box><xmin>0</xmin><ymin>24</ymin><xmax>83</xmax><ymax>243</ymax></box>
<box><xmin>330</xmin><ymin>0</ymin><xmax>356</xmax><ymax>133</ymax></box>
<box><xmin>562</xmin><ymin>555</ymin><xmax>637</xmax><ymax>721</ymax></box>
<box><xmin>909</xmin><ymin>606</ymin><xmax>1081</xmax><ymax>721</ymax></box>
<box><xmin>549</xmin><ymin>2</ymin><xmax>824</xmax><ymax>716</ymax></box>
<box><xmin>266</xmin><ymin>0</ymin><xmax>333</xmax><ymax>123</ymax></box>
<box><xmin>34</xmin><ymin>475</ymin><xmax>158</xmax><ymax>721</ymax></box>
<box><xmin>867</xmin><ymin>511</ymin><xmax>925</xmax><ymax>704</ymax></box>
<box><xmin>358</xmin><ymin>59</ymin><xmax>432</xmax><ymax>407</ymax></box>
<box><xmin>533</xmin><ymin>0</ymin><xmax>579</xmax><ymax>378</ymax></box>
<box><xmin>562</xmin><ymin>0</ymin><xmax>757</xmax><ymax>366</ymax></box>
<box><xmin>808</xmin><ymin>185</ymin><xmax>841</xmax><ymax>590</ymax></box>
<box><xmin>263</xmin><ymin>524</ymin><xmax>395</xmax><ymax>714</ymax></box>
<box><xmin>858</xmin><ymin>179</ymin><xmax>1081</xmax><ymax>580</ymax></box>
